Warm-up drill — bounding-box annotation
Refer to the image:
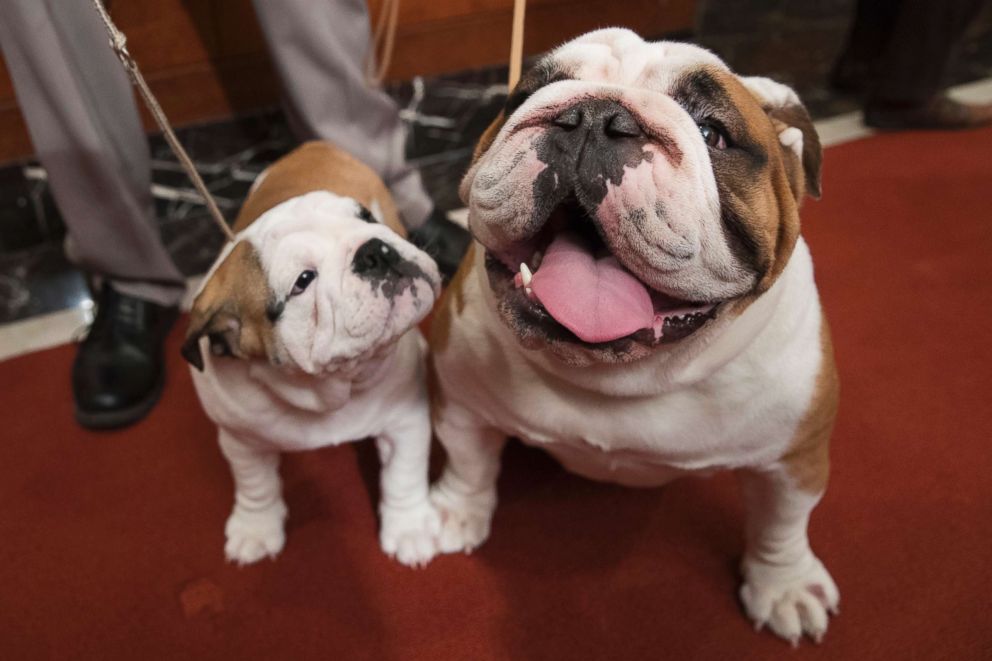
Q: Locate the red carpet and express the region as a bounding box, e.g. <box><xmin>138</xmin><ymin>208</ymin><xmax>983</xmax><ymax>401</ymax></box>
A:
<box><xmin>2</xmin><ymin>127</ymin><xmax>991</xmax><ymax>660</ymax></box>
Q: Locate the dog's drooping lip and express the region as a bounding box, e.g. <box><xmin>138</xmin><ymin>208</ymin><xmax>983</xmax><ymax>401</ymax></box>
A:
<box><xmin>483</xmin><ymin>195</ymin><xmax>718</xmax><ymax>350</ymax></box>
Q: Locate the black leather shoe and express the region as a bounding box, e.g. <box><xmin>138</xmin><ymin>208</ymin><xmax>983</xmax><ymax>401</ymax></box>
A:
<box><xmin>72</xmin><ymin>284</ymin><xmax>178</xmax><ymax>430</ymax></box>
<box><xmin>408</xmin><ymin>210</ymin><xmax>472</xmax><ymax>282</ymax></box>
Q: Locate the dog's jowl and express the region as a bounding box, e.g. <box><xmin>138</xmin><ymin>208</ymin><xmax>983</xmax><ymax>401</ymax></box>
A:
<box><xmin>184</xmin><ymin>142</ymin><xmax>443</xmax><ymax>568</ymax></box>
<box><xmin>430</xmin><ymin>29</ymin><xmax>837</xmax><ymax>645</ymax></box>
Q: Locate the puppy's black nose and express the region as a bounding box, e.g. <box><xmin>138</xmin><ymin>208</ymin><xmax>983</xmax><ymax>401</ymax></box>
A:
<box><xmin>353</xmin><ymin>238</ymin><xmax>402</xmax><ymax>279</ymax></box>
<box><xmin>552</xmin><ymin>99</ymin><xmax>642</xmax><ymax>138</ymax></box>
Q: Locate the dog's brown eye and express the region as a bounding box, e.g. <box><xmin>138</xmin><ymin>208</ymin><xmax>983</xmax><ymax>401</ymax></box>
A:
<box><xmin>699</xmin><ymin>123</ymin><xmax>727</xmax><ymax>149</ymax></box>
<box><xmin>291</xmin><ymin>269</ymin><xmax>317</xmax><ymax>296</ymax></box>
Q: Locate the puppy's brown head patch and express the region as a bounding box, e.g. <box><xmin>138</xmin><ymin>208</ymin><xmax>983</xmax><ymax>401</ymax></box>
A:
<box><xmin>181</xmin><ymin>241</ymin><xmax>280</xmax><ymax>371</ymax></box>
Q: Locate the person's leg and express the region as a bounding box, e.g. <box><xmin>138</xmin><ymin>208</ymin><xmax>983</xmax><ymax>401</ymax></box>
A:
<box><xmin>249</xmin><ymin>0</ymin><xmax>432</xmax><ymax>230</ymax></box>
<box><xmin>0</xmin><ymin>0</ymin><xmax>185</xmax><ymax>304</ymax></box>
<box><xmin>870</xmin><ymin>0</ymin><xmax>983</xmax><ymax>105</ymax></box>
<box><xmin>863</xmin><ymin>0</ymin><xmax>992</xmax><ymax>129</ymax></box>
<box><xmin>830</xmin><ymin>0</ymin><xmax>901</xmax><ymax>93</ymax></box>
<box><xmin>0</xmin><ymin>0</ymin><xmax>184</xmax><ymax>429</ymax></box>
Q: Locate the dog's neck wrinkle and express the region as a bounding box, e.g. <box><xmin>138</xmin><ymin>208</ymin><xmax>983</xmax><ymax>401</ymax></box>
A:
<box><xmin>246</xmin><ymin>344</ymin><xmax>399</xmax><ymax>413</ymax></box>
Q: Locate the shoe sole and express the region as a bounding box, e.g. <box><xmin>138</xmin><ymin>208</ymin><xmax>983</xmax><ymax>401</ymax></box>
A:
<box><xmin>74</xmin><ymin>373</ymin><xmax>165</xmax><ymax>431</ymax></box>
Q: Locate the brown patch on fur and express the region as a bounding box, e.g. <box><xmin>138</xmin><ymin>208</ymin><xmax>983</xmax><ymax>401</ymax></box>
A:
<box><xmin>767</xmin><ymin>105</ymin><xmax>822</xmax><ymax>200</ymax></box>
<box><xmin>707</xmin><ymin>70</ymin><xmax>813</xmax><ymax>312</ymax></box>
<box><xmin>435</xmin><ymin>108</ymin><xmax>501</xmax><ymax>355</ymax></box>
<box><xmin>427</xmin><ymin>242</ymin><xmax>477</xmax><ymax>417</ymax></box>
<box><xmin>181</xmin><ymin>241</ymin><xmax>277</xmax><ymax>371</ymax></box>
<box><xmin>430</xmin><ymin>107</ymin><xmax>502</xmax><ymax>411</ymax></box>
<box><xmin>781</xmin><ymin>317</ymin><xmax>838</xmax><ymax>494</ymax></box>
<box><xmin>235</xmin><ymin>141</ymin><xmax>406</xmax><ymax>237</ymax></box>
<box><xmin>470</xmin><ymin>113</ymin><xmax>507</xmax><ymax>166</ymax></box>
<box><xmin>429</xmin><ymin>242</ymin><xmax>476</xmax><ymax>355</ymax></box>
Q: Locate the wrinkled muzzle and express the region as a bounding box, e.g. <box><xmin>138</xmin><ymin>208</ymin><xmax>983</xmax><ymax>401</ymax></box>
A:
<box><xmin>462</xmin><ymin>81</ymin><xmax>749</xmax><ymax>348</ymax></box>
<box><xmin>304</xmin><ymin>232</ymin><xmax>441</xmax><ymax>373</ymax></box>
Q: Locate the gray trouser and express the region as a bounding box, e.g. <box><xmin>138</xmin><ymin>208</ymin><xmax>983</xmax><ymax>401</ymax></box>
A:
<box><xmin>0</xmin><ymin>0</ymin><xmax>430</xmax><ymax>306</ymax></box>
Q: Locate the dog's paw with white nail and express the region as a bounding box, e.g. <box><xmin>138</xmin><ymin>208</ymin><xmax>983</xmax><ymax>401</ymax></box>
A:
<box><xmin>429</xmin><ymin>483</ymin><xmax>496</xmax><ymax>555</ymax></box>
<box><xmin>740</xmin><ymin>552</ymin><xmax>839</xmax><ymax>646</ymax></box>
<box><xmin>380</xmin><ymin>501</ymin><xmax>441</xmax><ymax>568</ymax></box>
<box><xmin>224</xmin><ymin>502</ymin><xmax>288</xmax><ymax>565</ymax></box>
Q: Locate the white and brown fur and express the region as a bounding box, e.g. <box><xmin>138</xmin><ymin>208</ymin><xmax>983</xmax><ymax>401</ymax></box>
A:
<box><xmin>428</xmin><ymin>29</ymin><xmax>838</xmax><ymax>644</ymax></box>
<box><xmin>183</xmin><ymin>142</ymin><xmax>443</xmax><ymax>567</ymax></box>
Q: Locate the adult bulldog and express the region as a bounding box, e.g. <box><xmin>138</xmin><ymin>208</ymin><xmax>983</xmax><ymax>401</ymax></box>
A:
<box><xmin>429</xmin><ymin>29</ymin><xmax>837</xmax><ymax>644</ymax></box>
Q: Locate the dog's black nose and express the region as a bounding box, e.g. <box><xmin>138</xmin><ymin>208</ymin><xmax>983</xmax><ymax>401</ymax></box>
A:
<box><xmin>552</xmin><ymin>99</ymin><xmax>642</xmax><ymax>138</ymax></box>
<box><xmin>353</xmin><ymin>238</ymin><xmax>402</xmax><ymax>279</ymax></box>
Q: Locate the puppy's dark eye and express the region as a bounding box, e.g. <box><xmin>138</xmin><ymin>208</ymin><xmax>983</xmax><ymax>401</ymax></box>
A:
<box><xmin>291</xmin><ymin>269</ymin><xmax>317</xmax><ymax>296</ymax></box>
<box><xmin>699</xmin><ymin>122</ymin><xmax>728</xmax><ymax>150</ymax></box>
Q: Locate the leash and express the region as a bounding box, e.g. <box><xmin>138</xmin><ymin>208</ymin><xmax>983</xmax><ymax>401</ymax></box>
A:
<box><xmin>89</xmin><ymin>0</ymin><xmax>236</xmax><ymax>242</ymax></box>
<box><xmin>508</xmin><ymin>0</ymin><xmax>527</xmax><ymax>89</ymax></box>
<box><xmin>368</xmin><ymin>0</ymin><xmax>526</xmax><ymax>89</ymax></box>
<box><xmin>89</xmin><ymin>0</ymin><xmax>527</xmax><ymax>243</ymax></box>
<box><xmin>366</xmin><ymin>0</ymin><xmax>401</xmax><ymax>86</ymax></box>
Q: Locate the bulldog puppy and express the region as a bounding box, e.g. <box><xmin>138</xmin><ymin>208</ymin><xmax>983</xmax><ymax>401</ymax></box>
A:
<box><xmin>183</xmin><ymin>142</ymin><xmax>442</xmax><ymax>567</ymax></box>
<box><xmin>429</xmin><ymin>30</ymin><xmax>837</xmax><ymax>644</ymax></box>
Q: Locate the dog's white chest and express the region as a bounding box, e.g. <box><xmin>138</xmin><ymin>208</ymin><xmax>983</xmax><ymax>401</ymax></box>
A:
<box><xmin>501</xmin><ymin>371</ymin><xmax>784</xmax><ymax>484</ymax></box>
<box><xmin>438</xmin><ymin>242</ymin><xmax>824</xmax><ymax>486</ymax></box>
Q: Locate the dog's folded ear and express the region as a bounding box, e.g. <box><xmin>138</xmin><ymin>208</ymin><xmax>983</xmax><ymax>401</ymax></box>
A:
<box><xmin>740</xmin><ymin>76</ymin><xmax>822</xmax><ymax>201</ymax></box>
<box><xmin>181</xmin><ymin>309</ymin><xmax>244</xmax><ymax>372</ymax></box>
<box><xmin>181</xmin><ymin>241</ymin><xmax>276</xmax><ymax>372</ymax></box>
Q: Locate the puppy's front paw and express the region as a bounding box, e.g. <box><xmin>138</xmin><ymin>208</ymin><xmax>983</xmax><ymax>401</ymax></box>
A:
<box><xmin>379</xmin><ymin>501</ymin><xmax>441</xmax><ymax>568</ymax></box>
<box><xmin>224</xmin><ymin>501</ymin><xmax>287</xmax><ymax>566</ymax></box>
<box><xmin>429</xmin><ymin>481</ymin><xmax>496</xmax><ymax>555</ymax></box>
<box><xmin>740</xmin><ymin>552</ymin><xmax>839</xmax><ymax>646</ymax></box>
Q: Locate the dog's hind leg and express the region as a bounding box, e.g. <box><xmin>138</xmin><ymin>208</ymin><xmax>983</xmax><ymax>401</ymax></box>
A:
<box><xmin>218</xmin><ymin>430</ymin><xmax>288</xmax><ymax>565</ymax></box>
<box><xmin>430</xmin><ymin>402</ymin><xmax>507</xmax><ymax>555</ymax></box>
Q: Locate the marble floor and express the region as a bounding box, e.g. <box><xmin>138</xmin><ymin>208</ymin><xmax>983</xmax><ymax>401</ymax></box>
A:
<box><xmin>1</xmin><ymin>10</ymin><xmax>991</xmax><ymax>360</ymax></box>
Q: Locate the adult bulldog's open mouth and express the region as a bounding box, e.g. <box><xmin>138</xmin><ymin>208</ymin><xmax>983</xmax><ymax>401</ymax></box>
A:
<box><xmin>484</xmin><ymin>195</ymin><xmax>718</xmax><ymax>349</ymax></box>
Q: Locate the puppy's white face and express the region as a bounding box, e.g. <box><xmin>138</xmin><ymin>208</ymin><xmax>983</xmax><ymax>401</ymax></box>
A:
<box><xmin>462</xmin><ymin>29</ymin><xmax>821</xmax><ymax>365</ymax></box>
<box><xmin>184</xmin><ymin>191</ymin><xmax>440</xmax><ymax>375</ymax></box>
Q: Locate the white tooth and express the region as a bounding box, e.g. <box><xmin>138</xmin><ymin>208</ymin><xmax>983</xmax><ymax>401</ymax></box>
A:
<box><xmin>520</xmin><ymin>262</ymin><xmax>533</xmax><ymax>286</ymax></box>
<box><xmin>525</xmin><ymin>286</ymin><xmax>533</xmax><ymax>297</ymax></box>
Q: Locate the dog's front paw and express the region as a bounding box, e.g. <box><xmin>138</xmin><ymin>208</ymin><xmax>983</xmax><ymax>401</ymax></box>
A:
<box><xmin>379</xmin><ymin>501</ymin><xmax>441</xmax><ymax>568</ymax></box>
<box><xmin>429</xmin><ymin>481</ymin><xmax>496</xmax><ymax>555</ymax></box>
<box><xmin>740</xmin><ymin>552</ymin><xmax>839</xmax><ymax>646</ymax></box>
<box><xmin>224</xmin><ymin>501</ymin><xmax>287</xmax><ymax>566</ymax></box>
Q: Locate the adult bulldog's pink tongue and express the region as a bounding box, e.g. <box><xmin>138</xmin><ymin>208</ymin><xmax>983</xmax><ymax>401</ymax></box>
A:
<box><xmin>530</xmin><ymin>232</ymin><xmax>653</xmax><ymax>343</ymax></box>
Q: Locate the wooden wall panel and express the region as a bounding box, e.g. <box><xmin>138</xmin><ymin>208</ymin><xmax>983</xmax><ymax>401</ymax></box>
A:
<box><xmin>373</xmin><ymin>0</ymin><xmax>697</xmax><ymax>81</ymax></box>
<box><xmin>0</xmin><ymin>0</ymin><xmax>696</xmax><ymax>164</ymax></box>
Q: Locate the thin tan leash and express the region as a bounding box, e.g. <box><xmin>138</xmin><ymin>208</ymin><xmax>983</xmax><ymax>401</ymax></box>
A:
<box><xmin>90</xmin><ymin>0</ymin><xmax>236</xmax><ymax>243</ymax></box>
<box><xmin>508</xmin><ymin>0</ymin><xmax>527</xmax><ymax>89</ymax></box>
<box><xmin>90</xmin><ymin>0</ymin><xmax>522</xmax><ymax>241</ymax></box>
<box><xmin>366</xmin><ymin>0</ymin><xmax>401</xmax><ymax>86</ymax></box>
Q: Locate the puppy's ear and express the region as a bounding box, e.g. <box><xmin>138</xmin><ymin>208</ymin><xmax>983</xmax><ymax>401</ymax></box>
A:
<box><xmin>181</xmin><ymin>241</ymin><xmax>277</xmax><ymax>371</ymax></box>
<box><xmin>181</xmin><ymin>309</ymin><xmax>244</xmax><ymax>372</ymax></box>
<box><xmin>740</xmin><ymin>76</ymin><xmax>822</xmax><ymax>201</ymax></box>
